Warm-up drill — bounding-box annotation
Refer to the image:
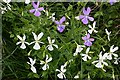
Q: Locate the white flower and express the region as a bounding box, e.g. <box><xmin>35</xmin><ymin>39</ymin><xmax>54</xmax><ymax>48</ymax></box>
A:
<box><xmin>105</xmin><ymin>29</ymin><xmax>111</xmax><ymax>41</ymax></box>
<box><xmin>49</xmin><ymin>12</ymin><xmax>55</xmax><ymax>22</ymax></box>
<box><xmin>56</xmin><ymin>63</ymin><xmax>67</xmax><ymax>79</ymax></box>
<box><xmin>75</xmin><ymin>16</ymin><xmax>80</xmax><ymax>20</ymax></box>
<box><xmin>92</xmin><ymin>51</ymin><xmax>108</xmax><ymax>68</ymax></box>
<box><xmin>73</xmin><ymin>44</ymin><xmax>85</xmax><ymax>56</ymax></box>
<box><xmin>46</xmin><ymin>36</ymin><xmax>58</xmax><ymax>51</ymax></box>
<box><xmin>105</xmin><ymin>45</ymin><xmax>118</xmax><ymax>60</ymax></box>
<box><xmin>40</xmin><ymin>55</ymin><xmax>52</xmax><ymax>70</ymax></box>
<box><xmin>27</xmin><ymin>57</ymin><xmax>37</xmax><ymax>73</ymax></box>
<box><xmin>30</xmin><ymin>32</ymin><xmax>44</xmax><ymax>50</ymax></box>
<box><xmin>25</xmin><ymin>0</ymin><xmax>30</xmax><ymax>4</ymax></box>
<box><xmin>16</xmin><ymin>34</ymin><xmax>29</xmax><ymax>49</ymax></box>
<box><xmin>81</xmin><ymin>47</ymin><xmax>91</xmax><ymax>61</ymax></box>
<box><xmin>88</xmin><ymin>21</ymin><xmax>98</xmax><ymax>34</ymax></box>
<box><xmin>114</xmin><ymin>57</ymin><xmax>120</xmax><ymax>64</ymax></box>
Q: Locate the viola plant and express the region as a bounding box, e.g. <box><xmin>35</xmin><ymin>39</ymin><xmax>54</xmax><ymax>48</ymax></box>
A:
<box><xmin>2</xmin><ymin>1</ymin><xmax>120</xmax><ymax>80</ymax></box>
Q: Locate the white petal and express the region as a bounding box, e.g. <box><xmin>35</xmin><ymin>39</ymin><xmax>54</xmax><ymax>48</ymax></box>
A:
<box><xmin>88</xmin><ymin>30</ymin><xmax>93</xmax><ymax>34</ymax></box>
<box><xmin>73</xmin><ymin>52</ymin><xmax>78</xmax><ymax>56</ymax></box>
<box><xmin>48</xmin><ymin>45</ymin><xmax>54</xmax><ymax>51</ymax></box>
<box><xmin>102</xmin><ymin>62</ymin><xmax>108</xmax><ymax>66</ymax></box>
<box><xmin>25</xmin><ymin>0</ymin><xmax>30</xmax><ymax>4</ymax></box>
<box><xmin>23</xmin><ymin>34</ymin><xmax>26</xmax><ymax>40</ymax></box>
<box><xmin>88</xmin><ymin>55</ymin><xmax>91</xmax><ymax>60</ymax></box>
<box><xmin>31</xmin><ymin>66</ymin><xmax>37</xmax><ymax>73</ymax></box>
<box><xmin>25</xmin><ymin>42</ymin><xmax>30</xmax><ymax>45</ymax></box>
<box><xmin>94</xmin><ymin>30</ymin><xmax>98</xmax><ymax>33</ymax></box>
<box><xmin>28</xmin><ymin>57</ymin><xmax>36</xmax><ymax>65</ymax></box>
<box><xmin>57</xmin><ymin>73</ymin><xmax>63</xmax><ymax>79</ymax></box>
<box><xmin>113</xmin><ymin>53</ymin><xmax>118</xmax><ymax>57</ymax></box>
<box><xmin>52</xmin><ymin>39</ymin><xmax>55</xmax><ymax>43</ymax></box>
<box><xmin>47</xmin><ymin>36</ymin><xmax>51</xmax><ymax>44</ymax></box>
<box><xmin>16</xmin><ymin>41</ymin><xmax>21</xmax><ymax>45</ymax></box>
<box><xmin>17</xmin><ymin>35</ymin><xmax>22</xmax><ymax>40</ymax></box>
<box><xmin>42</xmin><ymin>64</ymin><xmax>47</xmax><ymax>70</ymax></box>
<box><xmin>74</xmin><ymin>75</ymin><xmax>79</xmax><ymax>79</ymax></box>
<box><xmin>75</xmin><ymin>16</ymin><xmax>80</xmax><ymax>20</ymax></box>
<box><xmin>33</xmin><ymin>42</ymin><xmax>40</xmax><ymax>50</ymax></box>
<box><xmin>86</xmin><ymin>47</ymin><xmax>90</xmax><ymax>54</ymax></box>
<box><xmin>56</xmin><ymin>69</ymin><xmax>61</xmax><ymax>72</ymax></box>
<box><xmin>29</xmin><ymin>41</ymin><xmax>35</xmax><ymax>45</ymax></box>
<box><xmin>40</xmin><ymin>60</ymin><xmax>45</xmax><ymax>64</ymax></box>
<box><xmin>46</xmin><ymin>57</ymin><xmax>52</xmax><ymax>63</ymax></box>
<box><xmin>107</xmin><ymin>54</ymin><xmax>112</xmax><ymax>60</ymax></box>
<box><xmin>53</xmin><ymin>44</ymin><xmax>58</xmax><ymax>49</ymax></box>
<box><xmin>93</xmin><ymin>21</ymin><xmax>96</xmax><ymax>28</ymax></box>
<box><xmin>111</xmin><ymin>46</ymin><xmax>118</xmax><ymax>52</ymax></box>
<box><xmin>82</xmin><ymin>56</ymin><xmax>87</xmax><ymax>61</ymax></box>
<box><xmin>32</xmin><ymin>32</ymin><xmax>37</xmax><ymax>40</ymax></box>
<box><xmin>61</xmin><ymin>65</ymin><xmax>66</xmax><ymax>72</ymax></box>
<box><xmin>92</xmin><ymin>60</ymin><xmax>98</xmax><ymax>64</ymax></box>
<box><xmin>20</xmin><ymin>43</ymin><xmax>26</xmax><ymax>49</ymax></box>
<box><xmin>38</xmin><ymin>32</ymin><xmax>44</xmax><ymax>40</ymax></box>
<box><xmin>76</xmin><ymin>45</ymin><xmax>83</xmax><ymax>53</ymax></box>
<box><xmin>88</xmin><ymin>24</ymin><xmax>92</xmax><ymax>29</ymax></box>
<box><xmin>95</xmin><ymin>62</ymin><xmax>102</xmax><ymax>68</ymax></box>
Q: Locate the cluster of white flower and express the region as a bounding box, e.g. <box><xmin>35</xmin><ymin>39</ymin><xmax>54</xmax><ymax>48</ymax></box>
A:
<box><xmin>16</xmin><ymin>32</ymin><xmax>58</xmax><ymax>51</ymax></box>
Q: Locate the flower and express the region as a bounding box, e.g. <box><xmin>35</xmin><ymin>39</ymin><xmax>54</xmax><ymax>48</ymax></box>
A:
<box><xmin>109</xmin><ymin>0</ymin><xmax>117</xmax><ymax>5</ymax></box>
<box><xmin>88</xmin><ymin>21</ymin><xmax>98</xmax><ymax>34</ymax></box>
<box><xmin>30</xmin><ymin>32</ymin><xmax>44</xmax><ymax>50</ymax></box>
<box><xmin>46</xmin><ymin>36</ymin><xmax>58</xmax><ymax>51</ymax></box>
<box><xmin>75</xmin><ymin>7</ymin><xmax>94</xmax><ymax>24</ymax></box>
<box><xmin>74</xmin><ymin>71</ymin><xmax>80</xmax><ymax>79</ymax></box>
<box><xmin>73</xmin><ymin>44</ymin><xmax>85</xmax><ymax>56</ymax></box>
<box><xmin>16</xmin><ymin>34</ymin><xmax>29</xmax><ymax>49</ymax></box>
<box><xmin>55</xmin><ymin>16</ymin><xmax>66</xmax><ymax>33</ymax></box>
<box><xmin>27</xmin><ymin>57</ymin><xmax>37</xmax><ymax>73</ymax></box>
<box><xmin>105</xmin><ymin>29</ymin><xmax>111</xmax><ymax>41</ymax></box>
<box><xmin>3</xmin><ymin>0</ymin><xmax>11</xmax><ymax>3</ymax></box>
<box><xmin>81</xmin><ymin>47</ymin><xmax>91</xmax><ymax>61</ymax></box>
<box><xmin>82</xmin><ymin>33</ymin><xmax>94</xmax><ymax>46</ymax></box>
<box><xmin>92</xmin><ymin>51</ymin><xmax>108</xmax><ymax>68</ymax></box>
<box><xmin>56</xmin><ymin>63</ymin><xmax>67</xmax><ymax>79</ymax></box>
<box><xmin>40</xmin><ymin>55</ymin><xmax>52</xmax><ymax>70</ymax></box>
<box><xmin>25</xmin><ymin>0</ymin><xmax>30</xmax><ymax>4</ymax></box>
<box><xmin>29</xmin><ymin>1</ymin><xmax>44</xmax><ymax>17</ymax></box>
<box><xmin>105</xmin><ymin>45</ymin><xmax>118</xmax><ymax>60</ymax></box>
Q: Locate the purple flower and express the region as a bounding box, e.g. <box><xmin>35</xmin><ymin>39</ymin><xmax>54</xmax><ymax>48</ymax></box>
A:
<box><xmin>75</xmin><ymin>7</ymin><xmax>94</xmax><ymax>24</ymax></box>
<box><xmin>29</xmin><ymin>1</ymin><xmax>44</xmax><ymax>17</ymax></box>
<box><xmin>55</xmin><ymin>16</ymin><xmax>66</xmax><ymax>33</ymax></box>
<box><xmin>82</xmin><ymin>34</ymin><xmax>94</xmax><ymax>46</ymax></box>
<box><xmin>109</xmin><ymin>0</ymin><xmax>117</xmax><ymax>5</ymax></box>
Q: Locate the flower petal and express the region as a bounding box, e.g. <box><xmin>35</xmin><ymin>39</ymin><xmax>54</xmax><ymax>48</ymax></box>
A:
<box><xmin>20</xmin><ymin>43</ymin><xmax>26</xmax><ymax>49</ymax></box>
<box><xmin>55</xmin><ymin>21</ymin><xmax>60</xmax><ymax>25</ymax></box>
<box><xmin>17</xmin><ymin>35</ymin><xmax>22</xmax><ymax>40</ymax></box>
<box><xmin>79</xmin><ymin>15</ymin><xmax>85</xmax><ymax>19</ymax></box>
<box><xmin>95</xmin><ymin>62</ymin><xmax>102</xmax><ymax>68</ymax></box>
<box><xmin>25</xmin><ymin>0</ymin><xmax>30</xmax><ymax>4</ymax></box>
<box><xmin>57</xmin><ymin>25</ymin><xmax>65</xmax><ymax>33</ymax></box>
<box><xmin>60</xmin><ymin>16</ymin><xmax>66</xmax><ymax>24</ymax></box>
<box><xmin>33</xmin><ymin>42</ymin><xmax>40</xmax><ymax>50</ymax></box>
<box><xmin>38</xmin><ymin>32</ymin><xmax>44</xmax><ymax>40</ymax></box>
<box><xmin>84</xmin><ymin>41</ymin><xmax>92</xmax><ymax>46</ymax></box>
<box><xmin>46</xmin><ymin>57</ymin><xmax>52</xmax><ymax>63</ymax></box>
<box><xmin>42</xmin><ymin>64</ymin><xmax>47</xmax><ymax>70</ymax></box>
<box><xmin>32</xmin><ymin>32</ymin><xmax>37</xmax><ymax>40</ymax></box>
<box><xmin>31</xmin><ymin>66</ymin><xmax>37</xmax><ymax>73</ymax></box>
<box><xmin>88</xmin><ymin>16</ymin><xmax>94</xmax><ymax>21</ymax></box>
<box><xmin>29</xmin><ymin>9</ymin><xmax>35</xmax><ymax>13</ymax></box>
<box><xmin>48</xmin><ymin>45</ymin><xmax>54</xmax><ymax>51</ymax></box>
<box><xmin>75</xmin><ymin>16</ymin><xmax>80</xmax><ymax>20</ymax></box>
<box><xmin>88</xmin><ymin>30</ymin><xmax>93</xmax><ymax>34</ymax></box>
<box><xmin>83</xmin><ymin>7</ymin><xmax>91</xmax><ymax>15</ymax></box>
<box><xmin>38</xmin><ymin>7</ymin><xmax>44</xmax><ymax>11</ymax></box>
<box><xmin>82</xmin><ymin>18</ymin><xmax>88</xmax><ymax>24</ymax></box>
<box><xmin>82</xmin><ymin>36</ymin><xmax>87</xmax><ymax>40</ymax></box>
<box><xmin>16</xmin><ymin>42</ymin><xmax>21</xmax><ymax>45</ymax></box>
<box><xmin>53</xmin><ymin>44</ymin><xmax>58</xmax><ymax>49</ymax></box>
<box><xmin>34</xmin><ymin>10</ymin><xmax>41</xmax><ymax>17</ymax></box>
<box><xmin>89</xmin><ymin>38</ymin><xmax>94</xmax><ymax>41</ymax></box>
<box><xmin>57</xmin><ymin>73</ymin><xmax>63</xmax><ymax>79</ymax></box>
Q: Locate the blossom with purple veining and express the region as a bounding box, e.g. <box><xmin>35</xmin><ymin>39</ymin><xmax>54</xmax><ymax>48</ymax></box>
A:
<box><xmin>29</xmin><ymin>1</ymin><xmax>44</xmax><ymax>17</ymax></box>
<box><xmin>82</xmin><ymin>33</ymin><xmax>94</xmax><ymax>46</ymax></box>
<box><xmin>75</xmin><ymin>7</ymin><xmax>94</xmax><ymax>24</ymax></box>
<box><xmin>55</xmin><ymin>16</ymin><xmax>66</xmax><ymax>33</ymax></box>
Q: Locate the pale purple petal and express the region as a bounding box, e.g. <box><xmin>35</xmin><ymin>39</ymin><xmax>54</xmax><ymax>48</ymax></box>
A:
<box><xmin>82</xmin><ymin>36</ymin><xmax>87</xmax><ymax>40</ymax></box>
<box><xmin>29</xmin><ymin>9</ymin><xmax>35</xmax><ymax>13</ymax></box>
<box><xmin>79</xmin><ymin>15</ymin><xmax>85</xmax><ymax>19</ymax></box>
<box><xmin>32</xmin><ymin>2</ymin><xmax>38</xmax><ymax>9</ymax></box>
<box><xmin>88</xmin><ymin>16</ymin><xmax>94</xmax><ymax>21</ymax></box>
<box><xmin>57</xmin><ymin>25</ymin><xmax>65</xmax><ymax>33</ymax></box>
<box><xmin>36</xmin><ymin>1</ymin><xmax>40</xmax><ymax>8</ymax></box>
<box><xmin>89</xmin><ymin>38</ymin><xmax>94</xmax><ymax>41</ymax></box>
<box><xmin>84</xmin><ymin>41</ymin><xmax>92</xmax><ymax>46</ymax></box>
<box><xmin>60</xmin><ymin>16</ymin><xmax>66</xmax><ymax>24</ymax></box>
<box><xmin>82</xmin><ymin>18</ymin><xmax>88</xmax><ymax>24</ymax></box>
<box><xmin>86</xmin><ymin>34</ymin><xmax>90</xmax><ymax>39</ymax></box>
<box><xmin>55</xmin><ymin>21</ymin><xmax>60</xmax><ymax>25</ymax></box>
<box><xmin>38</xmin><ymin>7</ymin><xmax>44</xmax><ymax>11</ymax></box>
<box><xmin>83</xmin><ymin>7</ymin><xmax>91</xmax><ymax>15</ymax></box>
<box><xmin>34</xmin><ymin>11</ymin><xmax>41</xmax><ymax>17</ymax></box>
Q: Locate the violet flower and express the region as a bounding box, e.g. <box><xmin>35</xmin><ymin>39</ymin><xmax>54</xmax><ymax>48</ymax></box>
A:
<box><xmin>109</xmin><ymin>0</ymin><xmax>117</xmax><ymax>5</ymax></box>
<box><xmin>82</xmin><ymin>33</ymin><xmax>94</xmax><ymax>46</ymax></box>
<box><xmin>55</xmin><ymin>16</ymin><xmax>66</xmax><ymax>33</ymax></box>
<box><xmin>29</xmin><ymin>1</ymin><xmax>44</xmax><ymax>17</ymax></box>
<box><xmin>75</xmin><ymin>7</ymin><xmax>94</xmax><ymax>24</ymax></box>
